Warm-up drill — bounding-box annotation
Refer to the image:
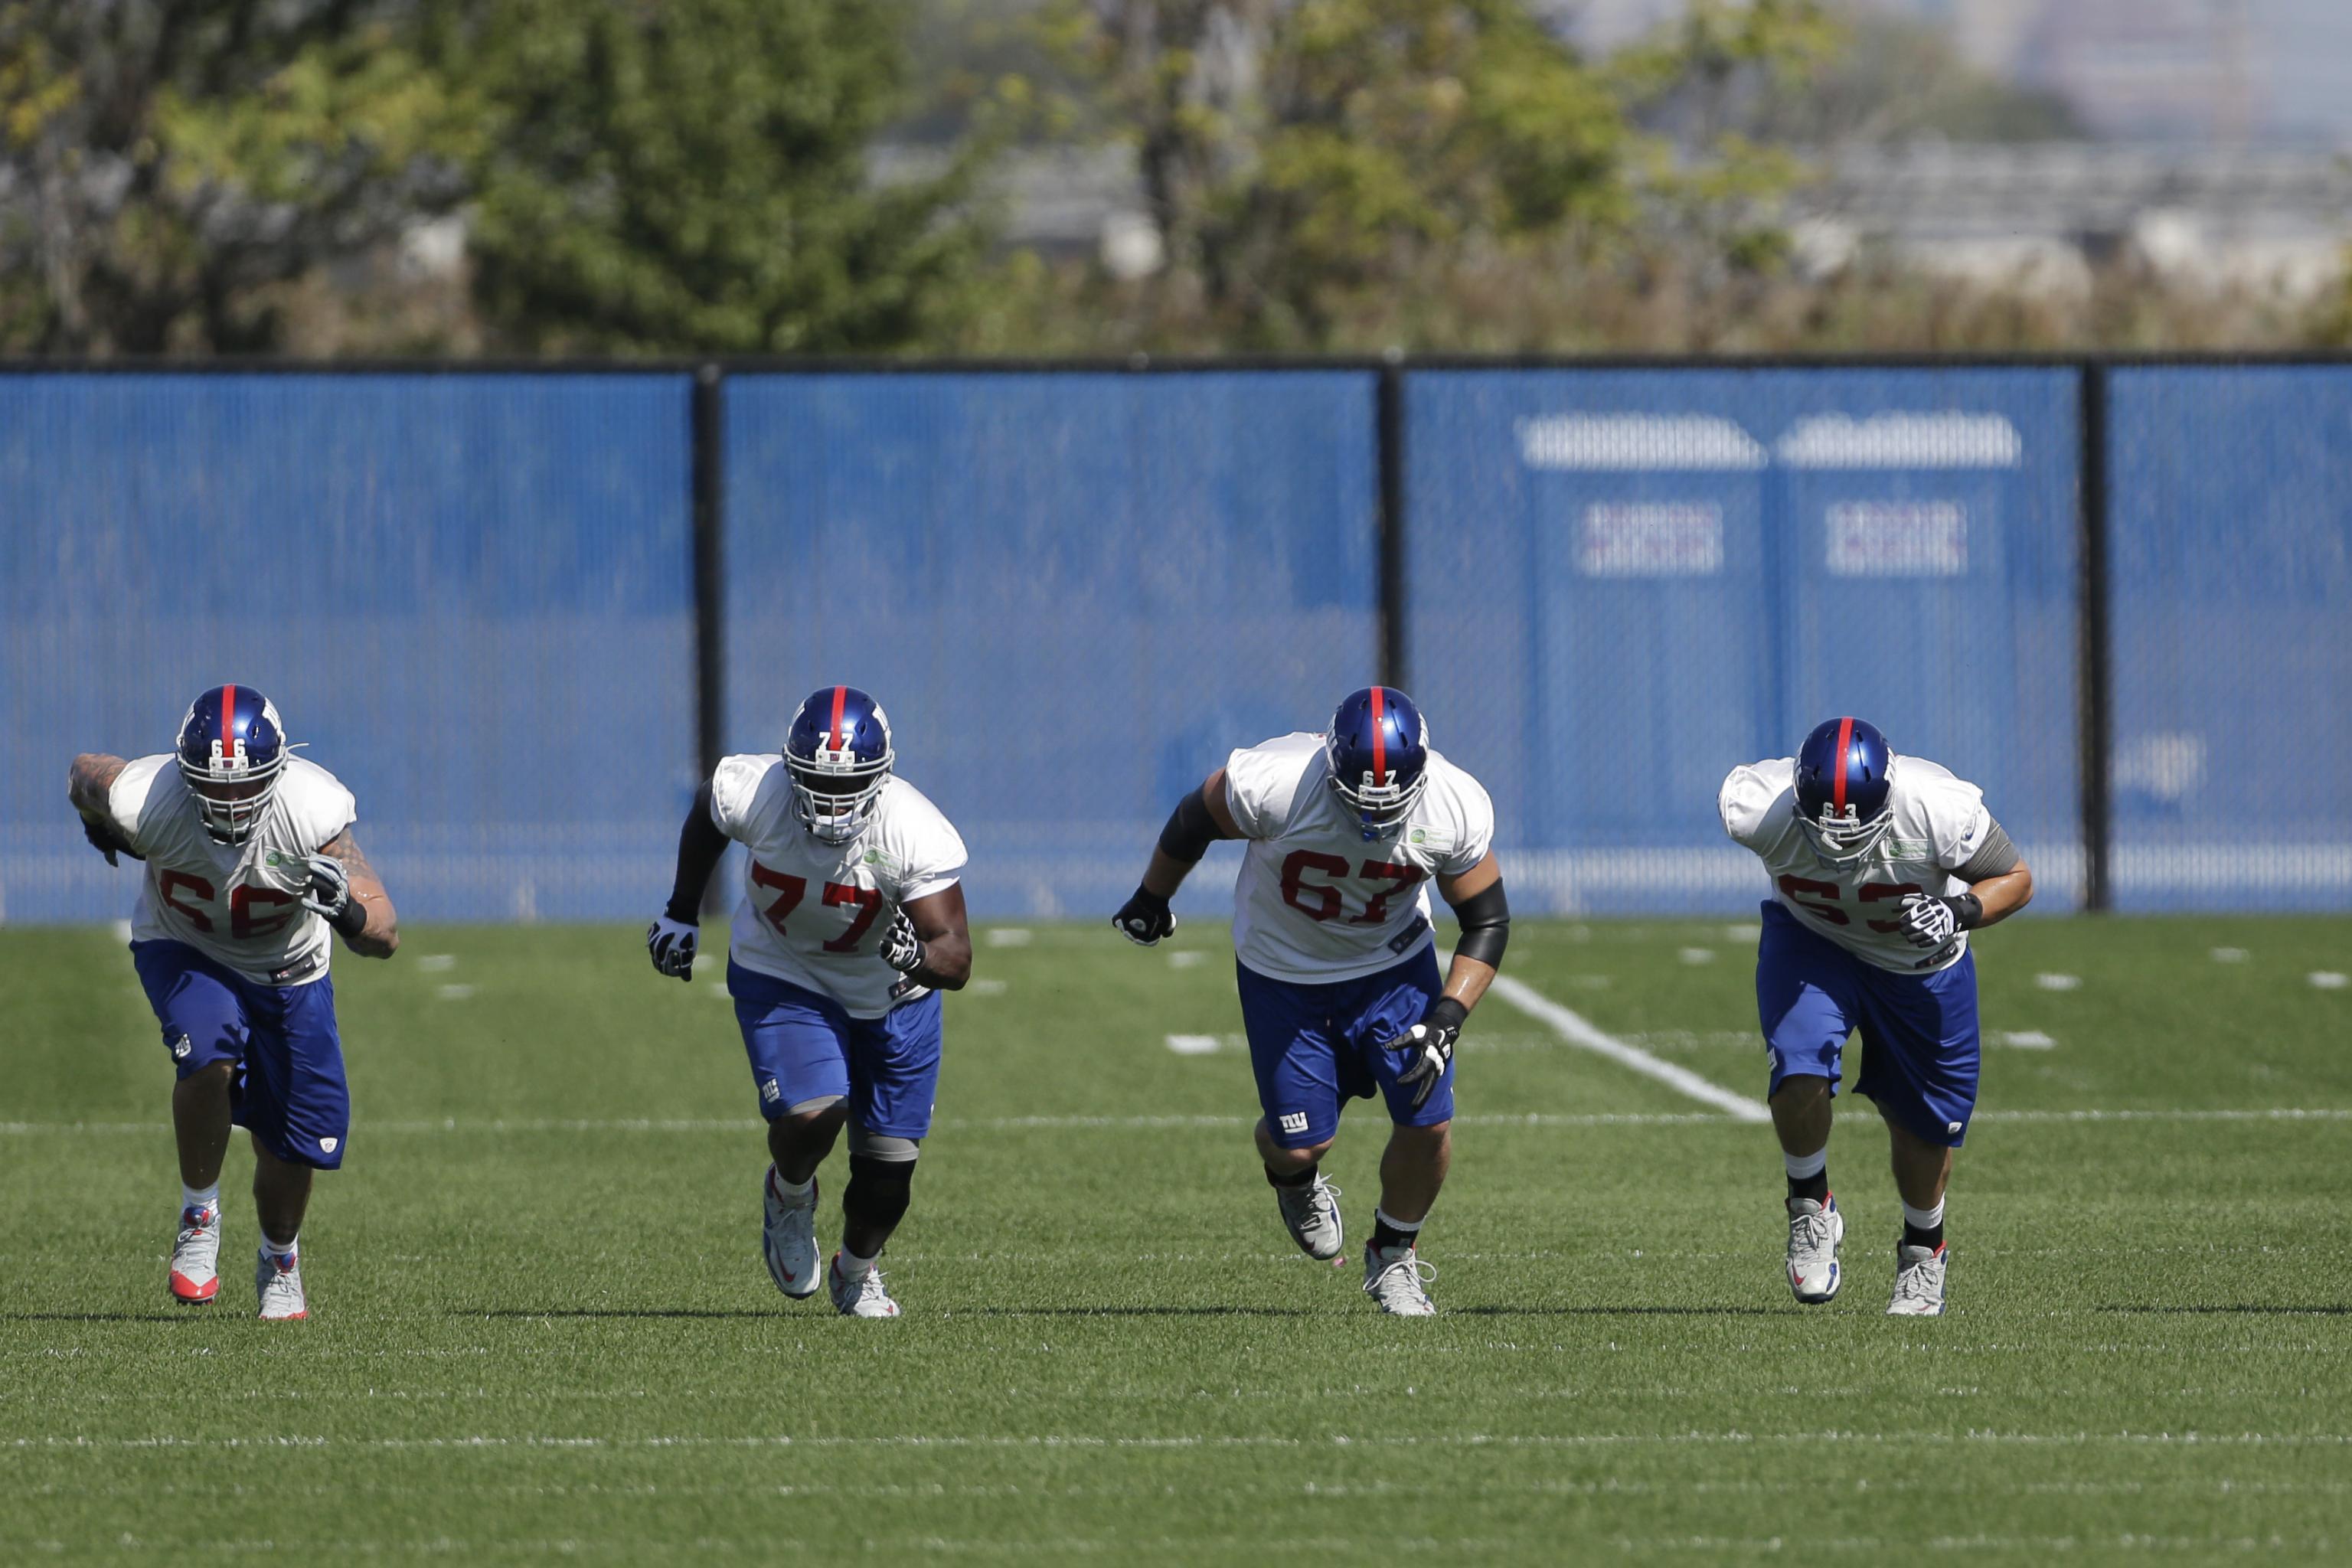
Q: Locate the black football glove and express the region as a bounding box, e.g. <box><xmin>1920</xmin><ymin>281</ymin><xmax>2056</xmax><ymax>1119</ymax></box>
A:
<box><xmin>878</xmin><ymin>908</ymin><xmax>926</xmax><ymax>974</ymax></box>
<box><xmin>646</xmin><ymin>914</ymin><xmax>697</xmax><ymax>980</ymax></box>
<box><xmin>80</xmin><ymin>814</ymin><xmax>141</xmax><ymax>867</ymax></box>
<box><xmin>1112</xmin><ymin>885</ymin><xmax>1176</xmax><ymax>946</ymax></box>
<box><xmin>1383</xmin><ymin>996</ymin><xmax>1468</xmax><ymax>1111</ymax></box>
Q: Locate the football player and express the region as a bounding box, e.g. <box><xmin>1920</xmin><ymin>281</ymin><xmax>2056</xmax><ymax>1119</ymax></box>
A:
<box><xmin>68</xmin><ymin>685</ymin><xmax>400</xmax><ymax>1321</ymax></box>
<box><xmin>1113</xmin><ymin>688</ymin><xmax>1508</xmax><ymax>1315</ymax></box>
<box><xmin>648</xmin><ymin>685</ymin><xmax>972</xmax><ymax>1318</ymax></box>
<box><xmin>1720</xmin><ymin>717</ymin><xmax>2034</xmax><ymax>1316</ymax></box>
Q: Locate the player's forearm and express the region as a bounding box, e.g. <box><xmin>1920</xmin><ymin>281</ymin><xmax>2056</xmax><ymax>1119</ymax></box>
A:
<box><xmin>68</xmin><ymin>753</ymin><xmax>128</xmax><ymax>820</ymax></box>
<box><xmin>1967</xmin><ymin>864</ymin><xmax>2034</xmax><ymax>927</ymax></box>
<box><xmin>345</xmin><ymin>885</ymin><xmax>400</xmax><ymax>959</ymax></box>
<box><xmin>666</xmin><ymin>783</ymin><xmax>731</xmax><ymax>922</ymax></box>
<box><xmin>910</xmin><ymin>930</ymin><xmax>972</xmax><ymax>990</ymax></box>
<box><xmin>1138</xmin><ymin>845</ymin><xmax>1197</xmax><ymax>900</ymax></box>
<box><xmin>1441</xmin><ymin>953</ymin><xmax>1496</xmax><ymax>1013</ymax></box>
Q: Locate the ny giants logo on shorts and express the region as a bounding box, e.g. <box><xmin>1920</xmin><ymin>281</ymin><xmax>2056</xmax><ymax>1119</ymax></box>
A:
<box><xmin>1278</xmin><ymin>1112</ymin><xmax>1310</xmax><ymax>1135</ymax></box>
<box><xmin>761</xmin><ymin>1078</ymin><xmax>782</xmax><ymax>1105</ymax></box>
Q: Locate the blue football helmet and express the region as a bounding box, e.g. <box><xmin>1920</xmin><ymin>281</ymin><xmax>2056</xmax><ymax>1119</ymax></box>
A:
<box><xmin>175</xmin><ymin>684</ymin><xmax>289</xmax><ymax>844</ymax></box>
<box><xmin>782</xmin><ymin>685</ymin><xmax>894</xmax><ymax>844</ymax></box>
<box><xmin>1325</xmin><ymin>686</ymin><xmax>1429</xmax><ymax>841</ymax></box>
<box><xmin>1793</xmin><ymin>716</ymin><xmax>1895</xmax><ymax>865</ymax></box>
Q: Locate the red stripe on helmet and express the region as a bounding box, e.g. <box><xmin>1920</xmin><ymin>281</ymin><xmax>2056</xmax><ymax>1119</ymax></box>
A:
<box><xmin>1369</xmin><ymin>687</ymin><xmax>1388</xmax><ymax>784</ymax></box>
<box><xmin>828</xmin><ymin>685</ymin><xmax>847</xmax><ymax>750</ymax></box>
<box><xmin>1831</xmin><ymin>716</ymin><xmax>1854</xmax><ymax>813</ymax></box>
<box><xmin>220</xmin><ymin>684</ymin><xmax>237</xmax><ymax>766</ymax></box>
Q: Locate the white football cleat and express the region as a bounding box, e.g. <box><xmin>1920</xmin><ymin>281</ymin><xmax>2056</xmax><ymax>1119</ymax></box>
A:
<box><xmin>1361</xmin><ymin>1243</ymin><xmax>1437</xmax><ymax>1316</ymax></box>
<box><xmin>168</xmin><ymin>1204</ymin><xmax>222</xmax><ymax>1305</ymax></box>
<box><xmin>763</xmin><ymin>1168</ymin><xmax>822</xmax><ymax>1299</ymax></box>
<box><xmin>254</xmin><ymin>1247</ymin><xmax>307</xmax><ymax>1321</ymax></box>
<box><xmin>1785</xmin><ymin>1194</ymin><xmax>1844</xmax><ymax>1305</ymax></box>
<box><xmin>828</xmin><ymin>1253</ymin><xmax>900</xmax><ymax>1318</ymax></box>
<box><xmin>1273</xmin><ymin>1174</ymin><xmax>1344</xmax><ymax>1261</ymax></box>
<box><xmin>1886</xmin><ymin>1241</ymin><xmax>1949</xmax><ymax>1317</ymax></box>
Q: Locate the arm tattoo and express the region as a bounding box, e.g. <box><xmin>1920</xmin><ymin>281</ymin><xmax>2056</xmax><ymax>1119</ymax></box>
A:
<box><xmin>68</xmin><ymin>754</ymin><xmax>128</xmax><ymax>818</ymax></box>
<box><xmin>318</xmin><ymin>830</ymin><xmax>377</xmax><ymax>883</ymax></box>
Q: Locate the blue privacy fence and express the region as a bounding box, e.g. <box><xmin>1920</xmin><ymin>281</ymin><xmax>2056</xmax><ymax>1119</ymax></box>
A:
<box><xmin>2</xmin><ymin>360</ymin><xmax>2344</xmax><ymax>920</ymax></box>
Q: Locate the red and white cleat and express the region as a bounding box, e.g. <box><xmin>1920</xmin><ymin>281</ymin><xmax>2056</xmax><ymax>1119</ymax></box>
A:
<box><xmin>255</xmin><ymin>1247</ymin><xmax>308</xmax><ymax>1321</ymax></box>
<box><xmin>168</xmin><ymin>1204</ymin><xmax>222</xmax><ymax>1305</ymax></box>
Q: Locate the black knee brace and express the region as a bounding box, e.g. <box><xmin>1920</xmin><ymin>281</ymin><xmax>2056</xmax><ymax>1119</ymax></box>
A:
<box><xmin>841</xmin><ymin>1152</ymin><xmax>916</xmax><ymax>1237</ymax></box>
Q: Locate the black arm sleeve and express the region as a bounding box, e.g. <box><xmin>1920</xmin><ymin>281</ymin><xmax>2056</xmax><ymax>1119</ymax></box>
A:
<box><xmin>1155</xmin><ymin>784</ymin><xmax>1224</xmax><ymax>864</ymax></box>
<box><xmin>664</xmin><ymin>783</ymin><xmax>730</xmax><ymax>923</ymax></box>
<box><xmin>1952</xmin><ymin>818</ymin><xmax>2021</xmax><ymax>884</ymax></box>
<box><xmin>1449</xmin><ymin>879</ymin><xmax>1511</xmax><ymax>970</ymax></box>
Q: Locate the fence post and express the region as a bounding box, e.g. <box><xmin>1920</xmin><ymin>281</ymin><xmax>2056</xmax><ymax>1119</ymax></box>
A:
<box><xmin>692</xmin><ymin>363</ymin><xmax>728</xmax><ymax>914</ymax></box>
<box><xmin>1377</xmin><ymin>358</ymin><xmax>1408</xmax><ymax>691</ymax></box>
<box><xmin>2077</xmin><ymin>361</ymin><xmax>2112</xmax><ymax>913</ymax></box>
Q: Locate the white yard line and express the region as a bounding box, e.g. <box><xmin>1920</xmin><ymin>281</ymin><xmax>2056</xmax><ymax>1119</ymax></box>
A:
<box><xmin>1478</xmin><ymin>971</ymin><xmax>1773</xmax><ymax>1123</ymax></box>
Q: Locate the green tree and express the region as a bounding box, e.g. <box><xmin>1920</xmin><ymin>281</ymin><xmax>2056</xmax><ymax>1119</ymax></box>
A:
<box><xmin>434</xmin><ymin>0</ymin><xmax>995</xmax><ymax>356</ymax></box>
<box><xmin>1018</xmin><ymin>0</ymin><xmax>1833</xmax><ymax>351</ymax></box>
<box><xmin>0</xmin><ymin>1</ymin><xmax>474</xmax><ymax>354</ymax></box>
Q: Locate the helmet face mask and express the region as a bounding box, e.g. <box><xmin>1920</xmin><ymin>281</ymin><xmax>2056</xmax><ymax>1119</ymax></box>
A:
<box><xmin>1796</xmin><ymin>802</ymin><xmax>1893</xmax><ymax>866</ymax></box>
<box><xmin>782</xmin><ymin>686</ymin><xmax>893</xmax><ymax>845</ymax></box>
<box><xmin>1324</xmin><ymin>686</ymin><xmax>1431</xmax><ymax>841</ymax></box>
<box><xmin>175</xmin><ymin>686</ymin><xmax>287</xmax><ymax>846</ymax></box>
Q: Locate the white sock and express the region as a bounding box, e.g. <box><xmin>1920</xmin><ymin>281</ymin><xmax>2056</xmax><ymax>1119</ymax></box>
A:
<box><xmin>1901</xmin><ymin>1198</ymin><xmax>1945</xmax><ymax>1233</ymax></box>
<box><xmin>1782</xmin><ymin>1148</ymin><xmax>1828</xmax><ymax>1182</ymax></box>
<box><xmin>182</xmin><ymin>1183</ymin><xmax>220</xmax><ymax>1218</ymax></box>
<box><xmin>836</xmin><ymin>1246</ymin><xmax>877</xmax><ymax>1281</ymax></box>
<box><xmin>769</xmin><ymin>1167</ymin><xmax>815</xmax><ymax>1203</ymax></box>
<box><xmin>261</xmin><ymin>1231</ymin><xmax>298</xmax><ymax>1261</ymax></box>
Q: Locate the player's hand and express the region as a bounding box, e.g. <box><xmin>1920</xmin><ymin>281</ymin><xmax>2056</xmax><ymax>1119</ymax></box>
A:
<box><xmin>1383</xmin><ymin>997</ymin><xmax>1468</xmax><ymax>1111</ymax></box>
<box><xmin>302</xmin><ymin>854</ymin><xmax>367</xmax><ymax>936</ymax></box>
<box><xmin>878</xmin><ymin>908</ymin><xmax>926</xmax><ymax>974</ymax></box>
<box><xmin>80</xmin><ymin>813</ymin><xmax>139</xmax><ymax>867</ymax></box>
<box><xmin>1896</xmin><ymin>893</ymin><xmax>1959</xmax><ymax>950</ymax></box>
<box><xmin>646</xmin><ymin>914</ymin><xmax>697</xmax><ymax>980</ymax></box>
<box><xmin>1112</xmin><ymin>885</ymin><xmax>1175</xmax><ymax>946</ymax></box>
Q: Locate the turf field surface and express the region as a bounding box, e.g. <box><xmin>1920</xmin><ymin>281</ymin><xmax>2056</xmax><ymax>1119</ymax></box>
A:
<box><xmin>7</xmin><ymin>915</ymin><xmax>2352</xmax><ymax>1563</ymax></box>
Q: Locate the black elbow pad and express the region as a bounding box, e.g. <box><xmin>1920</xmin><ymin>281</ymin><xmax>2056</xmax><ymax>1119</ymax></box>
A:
<box><xmin>1156</xmin><ymin>786</ymin><xmax>1222</xmax><ymax>864</ymax></box>
<box><xmin>1451</xmin><ymin>880</ymin><xmax>1510</xmax><ymax>969</ymax></box>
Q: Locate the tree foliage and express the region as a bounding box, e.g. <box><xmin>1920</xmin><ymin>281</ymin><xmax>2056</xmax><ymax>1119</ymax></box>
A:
<box><xmin>430</xmin><ymin>0</ymin><xmax>992</xmax><ymax>355</ymax></box>
<box><xmin>0</xmin><ymin>0</ymin><xmax>990</xmax><ymax>357</ymax></box>
<box><xmin>1018</xmin><ymin>0</ymin><xmax>1837</xmax><ymax>351</ymax></box>
<box><xmin>0</xmin><ymin>1</ymin><xmax>472</xmax><ymax>354</ymax></box>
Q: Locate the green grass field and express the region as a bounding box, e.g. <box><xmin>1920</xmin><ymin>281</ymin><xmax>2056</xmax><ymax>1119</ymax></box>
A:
<box><xmin>8</xmin><ymin>915</ymin><xmax>2352</xmax><ymax>1563</ymax></box>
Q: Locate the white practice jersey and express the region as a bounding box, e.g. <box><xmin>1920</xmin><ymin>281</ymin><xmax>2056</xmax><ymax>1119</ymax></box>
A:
<box><xmin>1225</xmin><ymin>731</ymin><xmax>1495</xmax><ymax>985</ymax></box>
<box><xmin>710</xmin><ymin>755</ymin><xmax>968</xmax><ymax>1019</ymax></box>
<box><xmin>110</xmin><ymin>754</ymin><xmax>358</xmax><ymax>987</ymax></box>
<box><xmin>1719</xmin><ymin>753</ymin><xmax>1995</xmax><ymax>974</ymax></box>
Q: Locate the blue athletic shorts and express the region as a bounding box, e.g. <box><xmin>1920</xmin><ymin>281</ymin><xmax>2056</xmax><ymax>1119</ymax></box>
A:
<box><xmin>131</xmin><ymin>939</ymin><xmax>351</xmax><ymax>1170</ymax></box>
<box><xmin>727</xmin><ymin>959</ymin><xmax>943</xmax><ymax>1141</ymax></box>
<box><xmin>1235</xmin><ymin>946</ymin><xmax>1453</xmax><ymax>1149</ymax></box>
<box><xmin>1754</xmin><ymin>900</ymin><xmax>1981</xmax><ymax>1147</ymax></box>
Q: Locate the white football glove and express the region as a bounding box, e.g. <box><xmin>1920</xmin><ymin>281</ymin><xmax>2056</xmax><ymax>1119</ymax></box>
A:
<box><xmin>878</xmin><ymin>908</ymin><xmax>926</xmax><ymax>974</ymax></box>
<box><xmin>1897</xmin><ymin>893</ymin><xmax>1958</xmax><ymax>951</ymax></box>
<box><xmin>300</xmin><ymin>854</ymin><xmax>351</xmax><ymax>920</ymax></box>
<box><xmin>646</xmin><ymin>914</ymin><xmax>698</xmax><ymax>980</ymax></box>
